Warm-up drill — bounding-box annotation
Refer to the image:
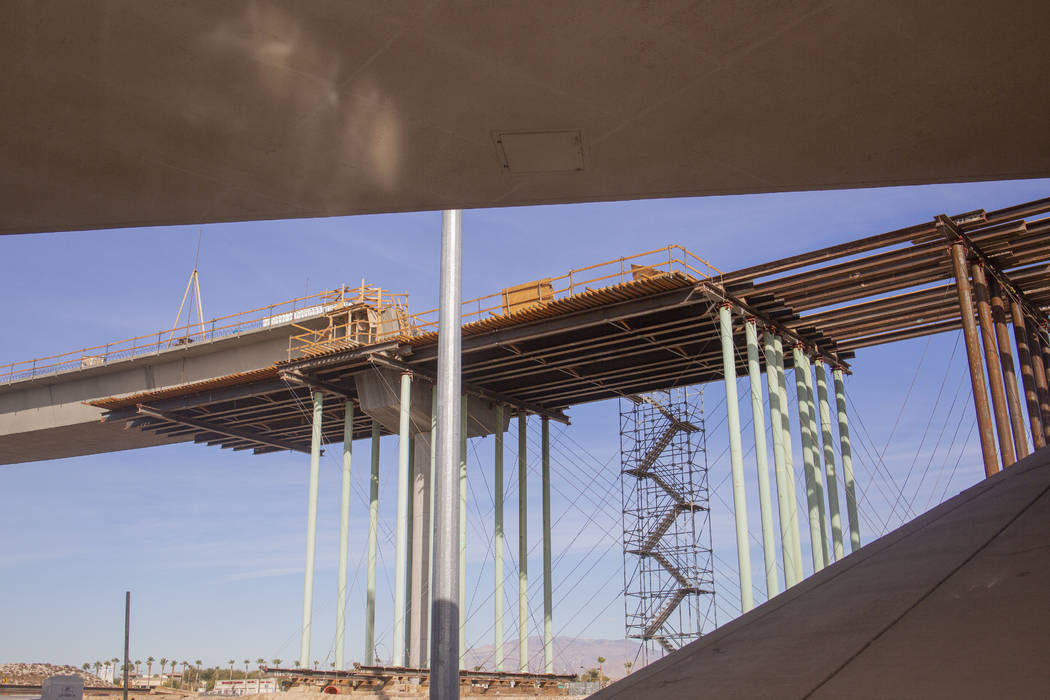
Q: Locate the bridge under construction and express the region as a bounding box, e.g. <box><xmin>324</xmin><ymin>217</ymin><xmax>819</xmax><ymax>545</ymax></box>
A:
<box><xmin>13</xmin><ymin>195</ymin><xmax>1034</xmax><ymax>678</ymax></box>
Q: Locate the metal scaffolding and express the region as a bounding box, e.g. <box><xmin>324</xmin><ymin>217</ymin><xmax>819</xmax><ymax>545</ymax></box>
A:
<box><xmin>620</xmin><ymin>387</ymin><xmax>715</xmax><ymax>663</ymax></box>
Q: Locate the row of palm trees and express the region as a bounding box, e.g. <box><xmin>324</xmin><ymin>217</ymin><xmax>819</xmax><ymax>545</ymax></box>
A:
<box><xmin>82</xmin><ymin>658</ymin><xmax>289</xmax><ymax>689</ymax></box>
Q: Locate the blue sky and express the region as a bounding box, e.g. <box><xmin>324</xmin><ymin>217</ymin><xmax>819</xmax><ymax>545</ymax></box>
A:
<box><xmin>1</xmin><ymin>178</ymin><xmax>1047</xmax><ymax>671</ymax></box>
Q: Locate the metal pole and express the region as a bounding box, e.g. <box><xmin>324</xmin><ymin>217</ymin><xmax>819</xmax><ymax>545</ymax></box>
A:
<box><xmin>990</xmin><ymin>281</ymin><xmax>1028</xmax><ymax>459</ymax></box>
<box><xmin>745</xmin><ymin>320</ymin><xmax>778</xmax><ymax>597</ymax></box>
<box><xmin>718</xmin><ymin>304</ymin><xmax>753</xmax><ymax>612</ymax></box>
<box><xmin>1011</xmin><ymin>301</ymin><xmax>1045</xmax><ymax>449</ymax></box>
<box><xmin>394</xmin><ymin>372</ymin><xmax>413</xmax><ymax>667</ymax></box>
<box><xmin>1028</xmin><ymin>323</ymin><xmax>1050</xmax><ymax>444</ymax></box>
<box><xmin>123</xmin><ymin>591</ymin><xmax>130</xmax><ymax>700</ymax></box>
<box><xmin>459</xmin><ymin>394</ymin><xmax>468</xmax><ymax>662</ymax></box>
<box><xmin>815</xmin><ymin>359</ymin><xmax>843</xmax><ymax>561</ymax></box>
<box><xmin>971</xmin><ymin>262</ymin><xmax>1015</xmax><ymax>469</ymax></box>
<box><xmin>517</xmin><ymin>413</ymin><xmax>529</xmax><ymax>670</ymax></box>
<box><xmin>793</xmin><ymin>346</ymin><xmax>825</xmax><ymax>572</ymax></box>
<box><xmin>541</xmin><ymin>416</ymin><xmax>553</xmax><ymax>673</ymax></box>
<box><xmin>832</xmin><ymin>368</ymin><xmax>861</xmax><ymax>553</ymax></box>
<box><xmin>299</xmin><ymin>391</ymin><xmax>323</xmax><ymax>666</ymax></box>
<box><xmin>493</xmin><ymin>404</ymin><xmax>505</xmax><ymax>671</ymax></box>
<box><xmin>336</xmin><ymin>401</ymin><xmax>354</xmax><ymax>669</ymax></box>
<box><xmin>773</xmin><ymin>335</ymin><xmax>803</xmax><ymax>578</ymax></box>
<box><xmin>802</xmin><ymin>353</ymin><xmax>830</xmax><ymax>565</ymax></box>
<box><xmin>406</xmin><ymin>434</ymin><xmax>415</xmax><ymax>657</ymax></box>
<box><xmin>949</xmin><ymin>241</ymin><xmax>999</xmax><ymax>477</ymax></box>
<box><xmin>763</xmin><ymin>331</ymin><xmax>799</xmax><ymax>587</ymax></box>
<box><xmin>365</xmin><ymin>420</ymin><xmax>380</xmax><ymax>666</ymax></box>
<box><xmin>428</xmin><ymin>388</ymin><xmax>437</xmax><ymax>666</ymax></box>
<box><xmin>431</xmin><ymin>209</ymin><xmax>462</xmax><ymax>699</ymax></box>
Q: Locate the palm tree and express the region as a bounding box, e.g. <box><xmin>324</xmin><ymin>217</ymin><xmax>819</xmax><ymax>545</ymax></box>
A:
<box><xmin>243</xmin><ymin>660</ymin><xmax>250</xmax><ymax>678</ymax></box>
<box><xmin>257</xmin><ymin>659</ymin><xmax>265</xmax><ymax>674</ymax></box>
<box><xmin>93</xmin><ymin>661</ymin><xmax>102</xmax><ymax>678</ymax></box>
<box><xmin>228</xmin><ymin>660</ymin><xmax>235</xmax><ymax>680</ymax></box>
<box><xmin>293</xmin><ymin>660</ymin><xmax>300</xmax><ymax>669</ymax></box>
<box><xmin>146</xmin><ymin>658</ymin><xmax>154</xmax><ymax>682</ymax></box>
<box><xmin>624</xmin><ymin>661</ymin><xmax>633</xmax><ymax>675</ymax></box>
<box><xmin>159</xmin><ymin>659</ymin><xmax>168</xmax><ymax>685</ymax></box>
<box><xmin>597</xmin><ymin>657</ymin><xmax>606</xmax><ymax>687</ymax></box>
<box><xmin>272</xmin><ymin>659</ymin><xmax>281</xmax><ymax>670</ymax></box>
<box><xmin>169</xmin><ymin>660</ymin><xmax>177</xmax><ymax>682</ymax></box>
<box><xmin>82</xmin><ymin>663</ymin><xmax>90</xmax><ymax>672</ymax></box>
<box><xmin>313</xmin><ymin>660</ymin><xmax>319</xmax><ymax>671</ymax></box>
<box><xmin>195</xmin><ymin>661</ymin><xmax>203</xmax><ymax>684</ymax></box>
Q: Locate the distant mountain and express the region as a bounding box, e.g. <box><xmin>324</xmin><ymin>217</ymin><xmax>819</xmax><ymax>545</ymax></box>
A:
<box><xmin>461</xmin><ymin>638</ymin><xmax>651</xmax><ymax>680</ymax></box>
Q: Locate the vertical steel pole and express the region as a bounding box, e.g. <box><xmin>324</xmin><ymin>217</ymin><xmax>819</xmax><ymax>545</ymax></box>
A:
<box><xmin>793</xmin><ymin>347</ymin><xmax>825</xmax><ymax>572</ymax></box>
<box><xmin>745</xmin><ymin>320</ymin><xmax>778</xmax><ymax>597</ymax></box>
<box><xmin>773</xmin><ymin>335</ymin><xmax>804</xmax><ymax>578</ymax></box>
<box><xmin>459</xmin><ymin>394</ymin><xmax>468</xmax><ymax>662</ymax></box>
<box><xmin>123</xmin><ymin>592</ymin><xmax>130</xmax><ymax>700</ymax></box>
<box><xmin>427</xmin><ymin>388</ymin><xmax>437</xmax><ymax>666</ymax></box>
<box><xmin>832</xmin><ymin>369</ymin><xmax>861</xmax><ymax>552</ymax></box>
<box><xmin>763</xmin><ymin>331</ymin><xmax>798</xmax><ymax>587</ymax></box>
<box><xmin>517</xmin><ymin>413</ymin><xmax>529</xmax><ymax>670</ymax></box>
<box><xmin>815</xmin><ymin>360</ymin><xmax>843</xmax><ymax>561</ymax></box>
<box><xmin>1027</xmin><ymin>323</ymin><xmax>1050</xmax><ymax>444</ymax></box>
<box><xmin>990</xmin><ymin>281</ymin><xmax>1028</xmax><ymax>459</ymax></box>
<box><xmin>802</xmin><ymin>354</ymin><xmax>830</xmax><ymax>565</ymax></box>
<box><xmin>300</xmin><ymin>391</ymin><xmax>324</xmax><ymax>666</ymax></box>
<box><xmin>365</xmin><ymin>420</ymin><xmax>380</xmax><ymax>666</ymax></box>
<box><xmin>971</xmin><ymin>262</ymin><xmax>1015</xmax><ymax>469</ymax></box>
<box><xmin>493</xmin><ymin>404</ymin><xmax>505</xmax><ymax>671</ymax></box>
<box><xmin>718</xmin><ymin>304</ymin><xmax>753</xmax><ymax>612</ymax></box>
<box><xmin>336</xmin><ymin>401</ymin><xmax>354</xmax><ymax>669</ymax></box>
<box><xmin>1011</xmin><ymin>301</ymin><xmax>1045</xmax><ymax>449</ymax></box>
<box><xmin>394</xmin><ymin>372</ymin><xmax>413</xmax><ymax>667</ymax></box>
<box><xmin>432</xmin><ymin>209</ymin><xmax>462</xmax><ymax>699</ymax></box>
<box><xmin>541</xmin><ymin>416</ymin><xmax>553</xmax><ymax>673</ymax></box>
<box><xmin>948</xmin><ymin>240</ymin><xmax>999</xmax><ymax>477</ymax></box>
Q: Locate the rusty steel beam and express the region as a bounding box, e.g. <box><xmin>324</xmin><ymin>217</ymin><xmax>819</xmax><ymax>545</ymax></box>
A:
<box><xmin>945</xmin><ymin>229</ymin><xmax>1000</xmax><ymax>478</ymax></box>
<box><xmin>971</xmin><ymin>261</ymin><xmax>1015</xmax><ymax>469</ymax></box>
<box><xmin>1010</xmin><ymin>299</ymin><xmax>1045</xmax><ymax>450</ymax></box>
<box><xmin>990</xmin><ymin>279</ymin><xmax>1029</xmax><ymax>460</ymax></box>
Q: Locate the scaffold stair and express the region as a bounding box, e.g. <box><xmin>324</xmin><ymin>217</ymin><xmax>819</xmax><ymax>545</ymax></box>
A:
<box><xmin>644</xmin><ymin>587</ymin><xmax>699</xmax><ymax>639</ymax></box>
<box><xmin>637</xmin><ymin>502</ymin><xmax>703</xmax><ymax>554</ymax></box>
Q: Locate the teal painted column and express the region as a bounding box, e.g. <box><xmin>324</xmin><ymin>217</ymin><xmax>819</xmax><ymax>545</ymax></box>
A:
<box><xmin>335</xmin><ymin>400</ymin><xmax>354</xmax><ymax>669</ymax></box>
<box><xmin>802</xmin><ymin>354</ymin><xmax>830</xmax><ymax>565</ymax></box>
<box><xmin>518</xmin><ymin>413</ymin><xmax>529</xmax><ymax>671</ymax></box>
<box><xmin>773</xmin><ymin>335</ymin><xmax>804</xmax><ymax>578</ymax></box>
<box><xmin>541</xmin><ymin>416</ymin><xmax>553</xmax><ymax>673</ymax></box>
<box><xmin>719</xmin><ymin>304</ymin><xmax>753</xmax><ymax>613</ymax></box>
<box><xmin>299</xmin><ymin>391</ymin><xmax>323</xmax><ymax>667</ymax></box>
<box><xmin>459</xmin><ymin>394</ymin><xmax>468</xmax><ymax>664</ymax></box>
<box><xmin>833</xmin><ymin>368</ymin><xmax>861</xmax><ymax>552</ymax></box>
<box><xmin>364</xmin><ymin>420</ymin><xmax>380</xmax><ymax>665</ymax></box>
<box><xmin>393</xmin><ymin>372</ymin><xmax>412</xmax><ymax>666</ymax></box>
<box><xmin>493</xmin><ymin>404</ymin><xmax>505</xmax><ymax>671</ymax></box>
<box><xmin>793</xmin><ymin>346</ymin><xmax>826</xmax><ymax>572</ymax></box>
<box><xmin>815</xmin><ymin>359</ymin><xmax>844</xmax><ymax>561</ymax></box>
<box><xmin>745</xmin><ymin>319</ymin><xmax>778</xmax><ymax>598</ymax></box>
<box><xmin>763</xmin><ymin>331</ymin><xmax>799</xmax><ymax>587</ymax></box>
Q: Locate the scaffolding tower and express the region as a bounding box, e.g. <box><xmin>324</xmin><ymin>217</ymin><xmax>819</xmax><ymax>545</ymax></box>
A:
<box><xmin>620</xmin><ymin>387</ymin><xmax>715</xmax><ymax>663</ymax></box>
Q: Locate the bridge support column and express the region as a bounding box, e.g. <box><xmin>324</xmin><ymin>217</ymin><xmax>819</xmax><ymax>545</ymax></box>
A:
<box><xmin>410</xmin><ymin>434</ymin><xmax>432</xmax><ymax>668</ymax></box>
<box><xmin>1010</xmin><ymin>301</ymin><xmax>1045</xmax><ymax>449</ymax></box>
<box><xmin>718</xmin><ymin>303</ymin><xmax>753</xmax><ymax>612</ymax></box>
<box><xmin>541</xmin><ymin>415</ymin><xmax>554</xmax><ymax>673</ymax></box>
<box><xmin>745</xmin><ymin>319</ymin><xmax>778</xmax><ymax>597</ymax></box>
<box><xmin>802</xmin><ymin>352</ymin><xmax>830</xmax><ymax>565</ymax></box>
<box><xmin>336</xmin><ymin>400</ymin><xmax>354</xmax><ymax>669</ymax></box>
<box><xmin>793</xmin><ymin>346</ymin><xmax>826</xmax><ymax>572</ymax></box>
<box><xmin>764</xmin><ymin>331</ymin><xmax>799</xmax><ymax>587</ymax></box>
<box><xmin>518</xmin><ymin>413</ymin><xmax>529</xmax><ymax>670</ymax></box>
<box><xmin>948</xmin><ymin>239</ymin><xmax>999</xmax><ymax>477</ymax></box>
<box><xmin>815</xmin><ymin>359</ymin><xmax>843</xmax><ymax>562</ymax></box>
<box><xmin>299</xmin><ymin>391</ymin><xmax>323</xmax><ymax>667</ymax></box>
<box><xmin>431</xmin><ymin>209</ymin><xmax>462</xmax><ymax>700</ymax></box>
<box><xmin>427</xmin><ymin>388</ymin><xmax>437</xmax><ymax>667</ymax></box>
<box><xmin>773</xmin><ymin>335</ymin><xmax>804</xmax><ymax>578</ymax></box>
<box><xmin>832</xmin><ymin>368</ymin><xmax>861</xmax><ymax>553</ymax></box>
<box><xmin>365</xmin><ymin>420</ymin><xmax>380</xmax><ymax>666</ymax></box>
<box><xmin>493</xmin><ymin>404</ymin><xmax>505</xmax><ymax>671</ymax></box>
<box><xmin>971</xmin><ymin>262</ymin><xmax>1015</xmax><ymax>469</ymax></box>
<box><xmin>990</xmin><ymin>280</ymin><xmax>1029</xmax><ymax>459</ymax></box>
<box><xmin>393</xmin><ymin>372</ymin><xmax>412</xmax><ymax>666</ymax></box>
<box><xmin>1031</xmin><ymin>326</ymin><xmax>1050</xmax><ymax>444</ymax></box>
